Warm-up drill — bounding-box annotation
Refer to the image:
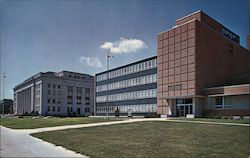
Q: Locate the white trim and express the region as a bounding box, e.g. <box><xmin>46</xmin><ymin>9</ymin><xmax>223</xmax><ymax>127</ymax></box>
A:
<box><xmin>208</xmin><ymin>92</ymin><xmax>250</xmax><ymax>97</ymax></box>
<box><xmin>175</xmin><ymin>10</ymin><xmax>201</xmax><ymax>22</ymax></box>
<box><xmin>36</xmin><ymin>80</ymin><xmax>42</xmax><ymax>85</ymax></box>
<box><xmin>204</xmin><ymin>84</ymin><xmax>250</xmax><ymax>90</ymax></box>
<box><xmin>161</xmin><ymin>95</ymin><xmax>204</xmax><ymax>99</ymax></box>
<box><xmin>15</xmin><ymin>83</ymin><xmax>34</xmax><ymax>93</ymax></box>
<box><xmin>157</xmin><ymin>19</ymin><xmax>197</xmax><ymax>35</ymax></box>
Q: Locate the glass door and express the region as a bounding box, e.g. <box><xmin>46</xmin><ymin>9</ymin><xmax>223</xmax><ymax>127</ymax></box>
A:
<box><xmin>176</xmin><ymin>99</ymin><xmax>193</xmax><ymax>117</ymax></box>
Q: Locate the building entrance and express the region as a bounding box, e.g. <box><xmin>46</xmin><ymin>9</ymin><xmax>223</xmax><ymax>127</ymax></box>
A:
<box><xmin>176</xmin><ymin>99</ymin><xmax>193</xmax><ymax>117</ymax></box>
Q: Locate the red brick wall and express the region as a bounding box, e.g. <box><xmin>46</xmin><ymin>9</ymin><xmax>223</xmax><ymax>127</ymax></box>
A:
<box><xmin>176</xmin><ymin>11</ymin><xmax>221</xmax><ymax>32</ymax></box>
<box><xmin>203</xmin><ymin>85</ymin><xmax>250</xmax><ymax>96</ymax></box>
<box><xmin>195</xmin><ymin>21</ymin><xmax>250</xmax><ymax>94</ymax></box>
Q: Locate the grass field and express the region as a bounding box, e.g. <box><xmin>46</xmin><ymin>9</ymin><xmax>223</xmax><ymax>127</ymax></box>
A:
<box><xmin>32</xmin><ymin>121</ymin><xmax>250</xmax><ymax>158</ymax></box>
<box><xmin>0</xmin><ymin>116</ymin><xmax>125</xmax><ymax>129</ymax></box>
<box><xmin>171</xmin><ymin>117</ymin><xmax>250</xmax><ymax>124</ymax></box>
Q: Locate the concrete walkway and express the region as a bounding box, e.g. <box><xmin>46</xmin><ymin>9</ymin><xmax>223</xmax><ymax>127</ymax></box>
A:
<box><xmin>1</xmin><ymin>118</ymin><xmax>249</xmax><ymax>157</ymax></box>
<box><xmin>0</xmin><ymin>126</ymin><xmax>87</xmax><ymax>158</ymax></box>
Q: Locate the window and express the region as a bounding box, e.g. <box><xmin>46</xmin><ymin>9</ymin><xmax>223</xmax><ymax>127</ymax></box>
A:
<box><xmin>85</xmin><ymin>107</ymin><xmax>90</xmax><ymax>112</ymax></box>
<box><xmin>68</xmin><ymin>86</ymin><xmax>73</xmax><ymax>95</ymax></box>
<box><xmin>185</xmin><ymin>99</ymin><xmax>192</xmax><ymax>104</ymax></box>
<box><xmin>53</xmin><ymin>84</ymin><xmax>56</xmax><ymax>88</ymax></box>
<box><xmin>58</xmin><ymin>85</ymin><xmax>60</xmax><ymax>89</ymax></box>
<box><xmin>57</xmin><ymin>106</ymin><xmax>60</xmax><ymax>112</ymax></box>
<box><xmin>48</xmin><ymin>106</ymin><xmax>51</xmax><ymax>112</ymax></box>
<box><xmin>53</xmin><ymin>99</ymin><xmax>56</xmax><ymax>104</ymax></box>
<box><xmin>215</xmin><ymin>97</ymin><xmax>223</xmax><ymax>105</ymax></box>
<box><xmin>215</xmin><ymin>96</ymin><xmax>224</xmax><ymax>109</ymax></box>
<box><xmin>48</xmin><ymin>90</ymin><xmax>51</xmax><ymax>95</ymax></box>
<box><xmin>47</xmin><ymin>99</ymin><xmax>51</xmax><ymax>103</ymax></box>
<box><xmin>48</xmin><ymin>84</ymin><xmax>51</xmax><ymax>88</ymax></box>
<box><xmin>149</xmin><ymin>60</ymin><xmax>152</xmax><ymax>68</ymax></box>
<box><xmin>52</xmin><ymin>106</ymin><xmax>55</xmax><ymax>112</ymax></box>
<box><xmin>77</xmin><ymin>108</ymin><xmax>81</xmax><ymax>114</ymax></box>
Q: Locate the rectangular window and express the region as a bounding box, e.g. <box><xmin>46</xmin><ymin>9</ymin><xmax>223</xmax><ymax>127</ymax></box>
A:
<box><xmin>48</xmin><ymin>106</ymin><xmax>51</xmax><ymax>112</ymax></box>
<box><xmin>48</xmin><ymin>84</ymin><xmax>51</xmax><ymax>88</ymax></box>
<box><xmin>52</xmin><ymin>106</ymin><xmax>55</xmax><ymax>112</ymax></box>
<box><xmin>215</xmin><ymin>96</ymin><xmax>224</xmax><ymax>109</ymax></box>
<box><xmin>215</xmin><ymin>97</ymin><xmax>223</xmax><ymax>105</ymax></box>
<box><xmin>149</xmin><ymin>60</ymin><xmax>152</xmax><ymax>68</ymax></box>
<box><xmin>68</xmin><ymin>86</ymin><xmax>73</xmax><ymax>96</ymax></box>
<box><xmin>145</xmin><ymin>61</ymin><xmax>148</xmax><ymax>69</ymax></box>
<box><xmin>57</xmin><ymin>106</ymin><xmax>60</xmax><ymax>112</ymax></box>
<box><xmin>85</xmin><ymin>107</ymin><xmax>90</xmax><ymax>112</ymax></box>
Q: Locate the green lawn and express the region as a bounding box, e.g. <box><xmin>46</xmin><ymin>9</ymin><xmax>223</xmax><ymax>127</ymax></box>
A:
<box><xmin>171</xmin><ymin>118</ymin><xmax>250</xmax><ymax>124</ymax></box>
<box><xmin>32</xmin><ymin>121</ymin><xmax>250</xmax><ymax>158</ymax></box>
<box><xmin>0</xmin><ymin>116</ymin><xmax>125</xmax><ymax>129</ymax></box>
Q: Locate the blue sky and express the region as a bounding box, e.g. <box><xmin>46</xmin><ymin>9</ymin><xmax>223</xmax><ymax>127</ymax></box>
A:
<box><xmin>0</xmin><ymin>0</ymin><xmax>249</xmax><ymax>99</ymax></box>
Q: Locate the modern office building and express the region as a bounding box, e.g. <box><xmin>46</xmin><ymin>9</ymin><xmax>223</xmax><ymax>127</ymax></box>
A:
<box><xmin>95</xmin><ymin>56</ymin><xmax>157</xmax><ymax>116</ymax></box>
<box><xmin>157</xmin><ymin>10</ymin><xmax>250</xmax><ymax>117</ymax></box>
<box><xmin>0</xmin><ymin>99</ymin><xmax>13</xmax><ymax>114</ymax></box>
<box><xmin>13</xmin><ymin>71</ymin><xmax>94</xmax><ymax>116</ymax></box>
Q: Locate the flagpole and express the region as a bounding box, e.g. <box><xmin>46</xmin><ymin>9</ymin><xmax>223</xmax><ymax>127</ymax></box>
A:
<box><xmin>106</xmin><ymin>49</ymin><xmax>110</xmax><ymax>117</ymax></box>
<box><xmin>2</xmin><ymin>72</ymin><xmax>5</xmax><ymax>115</ymax></box>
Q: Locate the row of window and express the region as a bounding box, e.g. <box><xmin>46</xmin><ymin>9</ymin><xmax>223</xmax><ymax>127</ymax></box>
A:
<box><xmin>48</xmin><ymin>84</ymin><xmax>61</xmax><ymax>89</ymax></box>
<box><xmin>96</xmin><ymin>59</ymin><xmax>157</xmax><ymax>82</ymax></box>
<box><xmin>48</xmin><ymin>106</ymin><xmax>61</xmax><ymax>112</ymax></box>
<box><xmin>96</xmin><ymin>89</ymin><xmax>157</xmax><ymax>103</ymax></box>
<box><xmin>48</xmin><ymin>98</ymin><xmax>61</xmax><ymax>104</ymax></box>
<box><xmin>96</xmin><ymin>74</ymin><xmax>157</xmax><ymax>92</ymax></box>
<box><xmin>47</xmin><ymin>106</ymin><xmax>89</xmax><ymax>113</ymax></box>
<box><xmin>96</xmin><ymin>104</ymin><xmax>157</xmax><ymax>113</ymax></box>
<box><xmin>67</xmin><ymin>87</ymin><xmax>91</xmax><ymax>95</ymax></box>
<box><xmin>68</xmin><ymin>74</ymin><xmax>85</xmax><ymax>80</ymax></box>
<box><xmin>48</xmin><ymin>90</ymin><xmax>61</xmax><ymax>95</ymax></box>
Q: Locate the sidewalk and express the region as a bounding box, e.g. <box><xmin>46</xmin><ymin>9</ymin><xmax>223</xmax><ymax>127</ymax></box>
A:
<box><xmin>0</xmin><ymin>126</ymin><xmax>87</xmax><ymax>158</ymax></box>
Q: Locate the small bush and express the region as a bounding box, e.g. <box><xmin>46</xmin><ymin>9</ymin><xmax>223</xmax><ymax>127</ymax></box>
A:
<box><xmin>144</xmin><ymin>113</ymin><xmax>160</xmax><ymax>118</ymax></box>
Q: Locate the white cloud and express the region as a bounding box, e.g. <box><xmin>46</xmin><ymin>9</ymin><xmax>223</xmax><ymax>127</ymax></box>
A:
<box><xmin>100</xmin><ymin>37</ymin><xmax>148</xmax><ymax>54</ymax></box>
<box><xmin>79</xmin><ymin>57</ymin><xmax>102</xmax><ymax>68</ymax></box>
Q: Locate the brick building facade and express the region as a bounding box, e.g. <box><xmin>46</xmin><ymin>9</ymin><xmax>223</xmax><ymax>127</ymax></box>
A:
<box><xmin>157</xmin><ymin>10</ymin><xmax>250</xmax><ymax>117</ymax></box>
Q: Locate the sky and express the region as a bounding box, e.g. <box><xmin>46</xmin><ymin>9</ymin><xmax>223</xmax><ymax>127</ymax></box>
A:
<box><xmin>0</xmin><ymin>0</ymin><xmax>249</xmax><ymax>99</ymax></box>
